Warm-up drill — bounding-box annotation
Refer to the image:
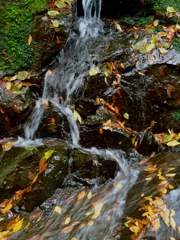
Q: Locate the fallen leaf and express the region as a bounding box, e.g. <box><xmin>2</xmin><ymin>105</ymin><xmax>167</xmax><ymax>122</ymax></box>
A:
<box><xmin>13</xmin><ymin>218</ymin><xmax>24</xmax><ymax>232</ymax></box>
<box><xmin>87</xmin><ymin>220</ymin><xmax>94</xmax><ymax>226</ymax></box>
<box><xmin>47</xmin><ymin>10</ymin><xmax>59</xmax><ymax>17</ymax></box>
<box><xmin>73</xmin><ymin>110</ymin><xmax>82</xmax><ymax>123</ymax></box>
<box><xmin>17</xmin><ymin>71</ymin><xmax>29</xmax><ymax>80</ymax></box>
<box><xmin>5</xmin><ymin>82</ymin><xmax>11</xmax><ymax>90</ymax></box>
<box><xmin>77</xmin><ymin>191</ymin><xmax>86</xmax><ymax>201</ymax></box>
<box><xmin>64</xmin><ymin>217</ymin><xmax>71</xmax><ymax>225</ymax></box>
<box><xmin>54</xmin><ymin>206</ymin><xmax>62</xmax><ymax>214</ymax></box>
<box><xmin>87</xmin><ymin>191</ymin><xmax>92</xmax><ymax>199</ymax></box>
<box><xmin>89</xmin><ymin>66</ymin><xmax>99</xmax><ymax>76</ymax></box>
<box><xmin>167</xmin><ymin>140</ymin><xmax>180</xmax><ymax>147</ymax></box>
<box><xmin>167</xmin><ymin>6</ymin><xmax>176</xmax><ymax>13</ymax></box>
<box><xmin>123</xmin><ymin>112</ymin><xmax>129</xmax><ymax>119</ymax></box>
<box><xmin>28</xmin><ymin>35</ymin><xmax>32</xmax><ymax>45</ymax></box>
<box><xmin>158</xmin><ymin>48</ymin><xmax>168</xmax><ymax>54</ymax></box>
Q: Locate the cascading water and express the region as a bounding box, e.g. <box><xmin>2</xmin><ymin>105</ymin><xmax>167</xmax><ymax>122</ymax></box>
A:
<box><xmin>24</xmin><ymin>0</ymin><xmax>103</xmax><ymax>144</ymax></box>
<box><xmin>17</xmin><ymin>1</ymin><xmax>141</xmax><ymax>239</ymax></box>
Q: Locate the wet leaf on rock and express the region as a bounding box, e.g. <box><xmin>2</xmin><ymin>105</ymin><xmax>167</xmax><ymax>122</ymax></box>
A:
<box><xmin>52</xmin><ymin>20</ymin><xmax>60</xmax><ymax>28</ymax></box>
<box><xmin>17</xmin><ymin>71</ymin><xmax>29</xmax><ymax>80</ymax></box>
<box><xmin>77</xmin><ymin>191</ymin><xmax>86</xmax><ymax>201</ymax></box>
<box><xmin>13</xmin><ymin>218</ymin><xmax>24</xmax><ymax>232</ymax></box>
<box><xmin>55</xmin><ymin>1</ymin><xmax>67</xmax><ymax>8</ymax></box>
<box><xmin>44</xmin><ymin>150</ymin><xmax>54</xmax><ymax>160</ymax></box>
<box><xmin>47</xmin><ymin>10</ymin><xmax>59</xmax><ymax>17</ymax></box>
<box><xmin>89</xmin><ymin>66</ymin><xmax>99</xmax><ymax>76</ymax></box>
<box><xmin>54</xmin><ymin>206</ymin><xmax>62</xmax><ymax>214</ymax></box>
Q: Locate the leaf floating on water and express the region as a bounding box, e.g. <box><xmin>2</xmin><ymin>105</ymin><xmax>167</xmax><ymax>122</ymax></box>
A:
<box><xmin>89</xmin><ymin>66</ymin><xmax>99</xmax><ymax>76</ymax></box>
<box><xmin>91</xmin><ymin>211</ymin><xmax>100</xmax><ymax>219</ymax></box>
<box><xmin>77</xmin><ymin>191</ymin><xmax>85</xmax><ymax>201</ymax></box>
<box><xmin>170</xmin><ymin>237</ymin><xmax>176</xmax><ymax>240</ymax></box>
<box><xmin>61</xmin><ymin>226</ymin><xmax>73</xmax><ymax>234</ymax></box>
<box><xmin>71</xmin><ymin>237</ymin><xmax>78</xmax><ymax>240</ymax></box>
<box><xmin>25</xmin><ymin>222</ymin><xmax>31</xmax><ymax>228</ymax></box>
<box><xmin>170</xmin><ymin>216</ymin><xmax>176</xmax><ymax>230</ymax></box>
<box><xmin>6</xmin><ymin>216</ymin><xmax>19</xmax><ymax>230</ymax></box>
<box><xmin>64</xmin><ymin>217</ymin><xmax>71</xmax><ymax>225</ymax></box>
<box><xmin>87</xmin><ymin>191</ymin><xmax>92</xmax><ymax>199</ymax></box>
<box><xmin>87</xmin><ymin>220</ymin><xmax>94</xmax><ymax>226</ymax></box>
<box><xmin>54</xmin><ymin>206</ymin><xmax>62</xmax><ymax>214</ymax></box>
<box><xmin>13</xmin><ymin>218</ymin><xmax>24</xmax><ymax>232</ymax></box>
<box><xmin>94</xmin><ymin>202</ymin><xmax>103</xmax><ymax>212</ymax></box>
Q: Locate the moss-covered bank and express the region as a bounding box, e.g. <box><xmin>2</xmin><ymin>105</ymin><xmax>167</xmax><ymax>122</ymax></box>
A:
<box><xmin>0</xmin><ymin>0</ymin><xmax>48</xmax><ymax>75</ymax></box>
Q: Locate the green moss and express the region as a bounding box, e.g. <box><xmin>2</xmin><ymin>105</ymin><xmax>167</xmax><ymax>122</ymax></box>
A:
<box><xmin>153</xmin><ymin>0</ymin><xmax>180</xmax><ymax>12</ymax></box>
<box><xmin>119</xmin><ymin>15</ymin><xmax>154</xmax><ymax>27</ymax></box>
<box><xmin>172</xmin><ymin>109</ymin><xmax>180</xmax><ymax>122</ymax></box>
<box><xmin>172</xmin><ymin>38</ymin><xmax>180</xmax><ymax>52</ymax></box>
<box><xmin>0</xmin><ymin>0</ymin><xmax>48</xmax><ymax>75</ymax></box>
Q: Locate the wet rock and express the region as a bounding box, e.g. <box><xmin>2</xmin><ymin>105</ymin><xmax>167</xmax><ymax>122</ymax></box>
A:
<box><xmin>79</xmin><ymin>124</ymin><xmax>133</xmax><ymax>151</ymax></box>
<box><xmin>0</xmin><ymin>84</ymin><xmax>34</xmax><ymax>137</ymax></box>
<box><xmin>0</xmin><ymin>141</ymin><xmax>119</xmax><ymax>211</ymax></box>
<box><xmin>0</xmin><ymin>0</ymin><xmax>73</xmax><ymax>75</ymax></box>
<box><xmin>71</xmin><ymin>148</ymin><xmax>119</xmax><ymax>185</ymax></box>
<box><xmin>117</xmin><ymin>149</ymin><xmax>180</xmax><ymax>239</ymax></box>
<box><xmin>74</xmin><ymin>98</ymin><xmax>99</xmax><ymax>118</ymax></box>
<box><xmin>37</xmin><ymin>104</ymin><xmax>71</xmax><ymax>140</ymax></box>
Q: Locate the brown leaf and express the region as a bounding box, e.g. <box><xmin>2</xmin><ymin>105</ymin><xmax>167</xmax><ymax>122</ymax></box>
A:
<box><xmin>167</xmin><ymin>84</ymin><xmax>173</xmax><ymax>97</ymax></box>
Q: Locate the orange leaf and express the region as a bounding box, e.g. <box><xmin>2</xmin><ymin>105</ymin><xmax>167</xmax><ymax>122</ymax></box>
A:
<box><xmin>21</xmin><ymin>82</ymin><xmax>33</xmax><ymax>87</ymax></box>
<box><xmin>77</xmin><ymin>191</ymin><xmax>85</xmax><ymax>201</ymax></box>
<box><xmin>6</xmin><ymin>216</ymin><xmax>20</xmax><ymax>230</ymax></box>
<box><xmin>39</xmin><ymin>157</ymin><xmax>48</xmax><ymax>174</ymax></box>
<box><xmin>28</xmin><ymin>171</ymin><xmax>35</xmax><ymax>181</ymax></box>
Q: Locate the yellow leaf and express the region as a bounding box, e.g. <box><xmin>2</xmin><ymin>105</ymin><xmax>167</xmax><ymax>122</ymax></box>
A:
<box><xmin>25</xmin><ymin>222</ymin><xmax>31</xmax><ymax>228</ymax></box>
<box><xmin>170</xmin><ymin>237</ymin><xmax>176</xmax><ymax>240</ymax></box>
<box><xmin>166</xmin><ymin>173</ymin><xmax>176</xmax><ymax>177</ymax></box>
<box><xmin>91</xmin><ymin>211</ymin><xmax>100</xmax><ymax>219</ymax></box>
<box><xmin>167</xmin><ymin>140</ymin><xmax>180</xmax><ymax>147</ymax></box>
<box><xmin>1</xmin><ymin>202</ymin><xmax>13</xmax><ymax>214</ymax></box>
<box><xmin>123</xmin><ymin>113</ymin><xmax>129</xmax><ymax>119</ymax></box>
<box><xmin>87</xmin><ymin>191</ymin><xmax>92</xmax><ymax>199</ymax></box>
<box><xmin>28</xmin><ymin>35</ymin><xmax>32</xmax><ymax>45</ymax></box>
<box><xmin>77</xmin><ymin>191</ymin><xmax>85</xmax><ymax>200</ymax></box>
<box><xmin>171</xmin><ymin>210</ymin><xmax>175</xmax><ymax>217</ymax></box>
<box><xmin>73</xmin><ymin>110</ymin><xmax>82</xmax><ymax>123</ymax></box>
<box><xmin>71</xmin><ymin>238</ymin><xmax>78</xmax><ymax>240</ymax></box>
<box><xmin>115</xmin><ymin>183</ymin><xmax>123</xmax><ymax>189</ymax></box>
<box><xmin>13</xmin><ymin>218</ymin><xmax>24</xmax><ymax>232</ymax></box>
<box><xmin>54</xmin><ymin>206</ymin><xmax>62</xmax><ymax>214</ymax></box>
<box><xmin>5</xmin><ymin>82</ymin><xmax>11</xmax><ymax>90</ymax></box>
<box><xmin>94</xmin><ymin>202</ymin><xmax>103</xmax><ymax>212</ymax></box>
<box><xmin>167</xmin><ymin>6</ymin><xmax>176</xmax><ymax>13</ymax></box>
<box><xmin>47</xmin><ymin>10</ymin><xmax>59</xmax><ymax>16</ymax></box>
<box><xmin>158</xmin><ymin>180</ymin><xmax>168</xmax><ymax>185</ymax></box>
<box><xmin>120</xmin><ymin>63</ymin><xmax>125</xmax><ymax>69</ymax></box>
<box><xmin>89</xmin><ymin>66</ymin><xmax>99</xmax><ymax>76</ymax></box>
<box><xmin>87</xmin><ymin>220</ymin><xmax>94</xmax><ymax>226</ymax></box>
<box><xmin>158</xmin><ymin>48</ymin><xmax>168</xmax><ymax>54</ymax></box>
<box><xmin>52</xmin><ymin>20</ymin><xmax>60</xmax><ymax>28</ymax></box>
<box><xmin>64</xmin><ymin>217</ymin><xmax>71</xmax><ymax>225</ymax></box>
<box><xmin>129</xmin><ymin>225</ymin><xmax>140</xmax><ymax>234</ymax></box>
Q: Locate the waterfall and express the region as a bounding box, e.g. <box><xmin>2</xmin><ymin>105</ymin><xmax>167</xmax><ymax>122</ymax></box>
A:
<box><xmin>24</xmin><ymin>0</ymin><xmax>103</xmax><ymax>144</ymax></box>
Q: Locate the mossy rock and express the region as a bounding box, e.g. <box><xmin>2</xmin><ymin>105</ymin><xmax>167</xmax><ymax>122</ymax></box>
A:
<box><xmin>0</xmin><ymin>0</ymin><xmax>73</xmax><ymax>76</ymax></box>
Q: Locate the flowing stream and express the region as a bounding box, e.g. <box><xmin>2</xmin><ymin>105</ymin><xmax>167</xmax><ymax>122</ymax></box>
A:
<box><xmin>10</xmin><ymin>0</ymin><xmax>179</xmax><ymax>239</ymax></box>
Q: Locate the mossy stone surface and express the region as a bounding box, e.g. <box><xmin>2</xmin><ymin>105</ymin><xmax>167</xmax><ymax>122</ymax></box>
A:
<box><xmin>0</xmin><ymin>0</ymin><xmax>48</xmax><ymax>75</ymax></box>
